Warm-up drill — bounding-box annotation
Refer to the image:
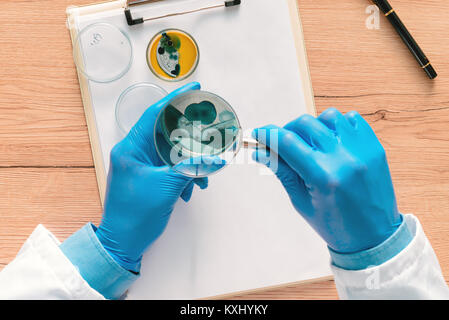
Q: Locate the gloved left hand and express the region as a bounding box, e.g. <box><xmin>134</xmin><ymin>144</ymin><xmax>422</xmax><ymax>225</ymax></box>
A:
<box><xmin>95</xmin><ymin>82</ymin><xmax>208</xmax><ymax>273</ymax></box>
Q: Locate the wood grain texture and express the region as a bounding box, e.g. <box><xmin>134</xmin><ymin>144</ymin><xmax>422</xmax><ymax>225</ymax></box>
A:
<box><xmin>1</xmin><ymin>0</ymin><xmax>449</xmax><ymax>300</ymax></box>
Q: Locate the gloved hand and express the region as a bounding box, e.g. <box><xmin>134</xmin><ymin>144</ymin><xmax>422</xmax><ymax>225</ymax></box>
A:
<box><xmin>96</xmin><ymin>82</ymin><xmax>208</xmax><ymax>272</ymax></box>
<box><xmin>253</xmin><ymin>108</ymin><xmax>401</xmax><ymax>253</ymax></box>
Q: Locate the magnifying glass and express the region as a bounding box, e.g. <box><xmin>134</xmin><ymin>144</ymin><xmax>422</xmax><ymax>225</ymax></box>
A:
<box><xmin>154</xmin><ymin>90</ymin><xmax>263</xmax><ymax>178</ymax></box>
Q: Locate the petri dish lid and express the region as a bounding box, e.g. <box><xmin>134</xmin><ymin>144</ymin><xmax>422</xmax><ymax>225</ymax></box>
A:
<box><xmin>73</xmin><ymin>22</ymin><xmax>133</xmax><ymax>83</ymax></box>
<box><xmin>116</xmin><ymin>83</ymin><xmax>167</xmax><ymax>135</ymax></box>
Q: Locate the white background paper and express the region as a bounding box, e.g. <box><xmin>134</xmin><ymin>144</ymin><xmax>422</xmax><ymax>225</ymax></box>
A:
<box><xmin>75</xmin><ymin>0</ymin><xmax>331</xmax><ymax>299</ymax></box>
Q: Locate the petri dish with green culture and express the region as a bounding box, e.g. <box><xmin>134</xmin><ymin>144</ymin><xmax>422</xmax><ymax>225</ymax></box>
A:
<box><xmin>154</xmin><ymin>90</ymin><xmax>242</xmax><ymax>177</ymax></box>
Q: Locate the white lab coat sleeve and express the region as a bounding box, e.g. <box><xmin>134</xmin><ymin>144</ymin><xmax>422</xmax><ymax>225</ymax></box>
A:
<box><xmin>0</xmin><ymin>224</ymin><xmax>104</xmax><ymax>300</ymax></box>
<box><xmin>331</xmin><ymin>214</ymin><xmax>449</xmax><ymax>299</ymax></box>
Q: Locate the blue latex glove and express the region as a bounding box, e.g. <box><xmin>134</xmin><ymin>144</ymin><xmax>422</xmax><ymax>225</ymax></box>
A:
<box><xmin>252</xmin><ymin>108</ymin><xmax>401</xmax><ymax>253</ymax></box>
<box><xmin>96</xmin><ymin>82</ymin><xmax>208</xmax><ymax>272</ymax></box>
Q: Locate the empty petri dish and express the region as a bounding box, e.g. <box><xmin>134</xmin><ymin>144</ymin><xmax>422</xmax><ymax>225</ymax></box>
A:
<box><xmin>116</xmin><ymin>83</ymin><xmax>167</xmax><ymax>135</ymax></box>
<box><xmin>73</xmin><ymin>22</ymin><xmax>133</xmax><ymax>83</ymax></box>
<box><xmin>147</xmin><ymin>29</ymin><xmax>199</xmax><ymax>82</ymax></box>
<box><xmin>154</xmin><ymin>90</ymin><xmax>242</xmax><ymax>177</ymax></box>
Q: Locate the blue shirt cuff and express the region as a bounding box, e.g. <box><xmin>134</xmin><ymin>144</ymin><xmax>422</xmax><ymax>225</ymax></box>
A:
<box><xmin>60</xmin><ymin>223</ymin><xmax>139</xmax><ymax>299</ymax></box>
<box><xmin>329</xmin><ymin>215</ymin><xmax>413</xmax><ymax>271</ymax></box>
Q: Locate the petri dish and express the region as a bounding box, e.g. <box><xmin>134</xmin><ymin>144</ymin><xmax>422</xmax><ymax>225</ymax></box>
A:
<box><xmin>73</xmin><ymin>22</ymin><xmax>133</xmax><ymax>83</ymax></box>
<box><xmin>154</xmin><ymin>90</ymin><xmax>242</xmax><ymax>177</ymax></box>
<box><xmin>147</xmin><ymin>29</ymin><xmax>200</xmax><ymax>82</ymax></box>
<box><xmin>116</xmin><ymin>83</ymin><xmax>167</xmax><ymax>135</ymax></box>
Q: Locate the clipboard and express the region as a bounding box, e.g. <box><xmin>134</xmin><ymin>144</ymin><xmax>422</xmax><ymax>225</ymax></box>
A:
<box><xmin>66</xmin><ymin>0</ymin><xmax>330</xmax><ymax>300</ymax></box>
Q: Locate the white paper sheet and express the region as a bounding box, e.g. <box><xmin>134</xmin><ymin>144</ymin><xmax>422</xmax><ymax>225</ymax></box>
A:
<box><xmin>74</xmin><ymin>0</ymin><xmax>331</xmax><ymax>299</ymax></box>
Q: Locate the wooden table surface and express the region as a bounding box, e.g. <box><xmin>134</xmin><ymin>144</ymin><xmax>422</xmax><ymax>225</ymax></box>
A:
<box><xmin>1</xmin><ymin>0</ymin><xmax>449</xmax><ymax>300</ymax></box>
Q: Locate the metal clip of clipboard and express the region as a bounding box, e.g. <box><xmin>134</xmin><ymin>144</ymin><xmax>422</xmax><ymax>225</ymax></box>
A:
<box><xmin>124</xmin><ymin>0</ymin><xmax>241</xmax><ymax>26</ymax></box>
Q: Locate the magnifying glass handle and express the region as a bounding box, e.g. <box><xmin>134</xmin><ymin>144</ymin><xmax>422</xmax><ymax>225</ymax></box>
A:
<box><xmin>242</xmin><ymin>137</ymin><xmax>266</xmax><ymax>150</ymax></box>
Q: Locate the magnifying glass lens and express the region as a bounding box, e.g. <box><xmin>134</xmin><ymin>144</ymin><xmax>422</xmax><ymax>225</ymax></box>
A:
<box><xmin>154</xmin><ymin>90</ymin><xmax>242</xmax><ymax>177</ymax></box>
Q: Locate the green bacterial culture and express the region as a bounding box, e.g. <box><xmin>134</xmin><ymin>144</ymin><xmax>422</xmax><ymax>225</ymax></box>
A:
<box><xmin>156</xmin><ymin>90</ymin><xmax>241</xmax><ymax>158</ymax></box>
<box><xmin>157</xmin><ymin>33</ymin><xmax>181</xmax><ymax>77</ymax></box>
<box><xmin>162</xmin><ymin>101</ymin><xmax>238</xmax><ymax>156</ymax></box>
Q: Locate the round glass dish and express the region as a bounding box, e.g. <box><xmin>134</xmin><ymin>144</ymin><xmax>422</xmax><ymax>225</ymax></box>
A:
<box><xmin>73</xmin><ymin>22</ymin><xmax>133</xmax><ymax>83</ymax></box>
<box><xmin>115</xmin><ymin>83</ymin><xmax>168</xmax><ymax>135</ymax></box>
<box><xmin>146</xmin><ymin>29</ymin><xmax>200</xmax><ymax>82</ymax></box>
<box><xmin>154</xmin><ymin>90</ymin><xmax>242</xmax><ymax>178</ymax></box>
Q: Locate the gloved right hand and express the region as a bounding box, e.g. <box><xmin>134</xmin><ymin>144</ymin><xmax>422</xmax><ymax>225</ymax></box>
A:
<box><xmin>252</xmin><ymin>108</ymin><xmax>402</xmax><ymax>253</ymax></box>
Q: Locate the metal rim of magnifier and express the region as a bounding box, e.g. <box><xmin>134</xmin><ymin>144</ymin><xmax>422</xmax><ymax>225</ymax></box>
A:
<box><xmin>154</xmin><ymin>90</ymin><xmax>243</xmax><ymax>178</ymax></box>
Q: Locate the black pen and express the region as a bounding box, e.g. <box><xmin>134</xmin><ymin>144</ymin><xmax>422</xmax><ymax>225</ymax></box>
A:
<box><xmin>372</xmin><ymin>0</ymin><xmax>437</xmax><ymax>79</ymax></box>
